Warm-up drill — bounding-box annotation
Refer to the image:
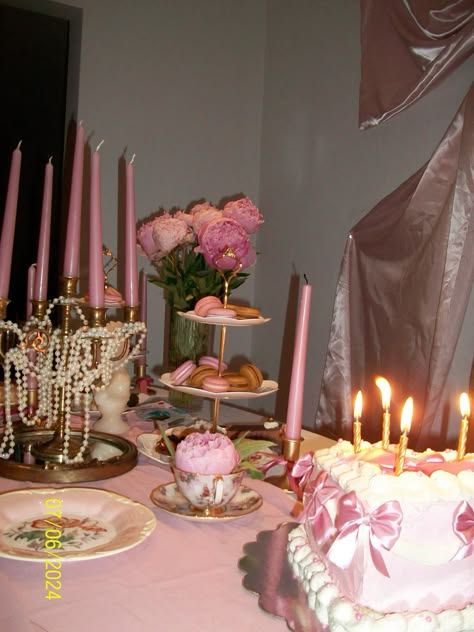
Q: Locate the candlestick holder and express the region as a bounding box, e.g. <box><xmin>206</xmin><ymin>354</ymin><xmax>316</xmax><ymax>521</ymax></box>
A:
<box><xmin>0</xmin><ymin>291</ymin><xmax>146</xmax><ymax>482</ymax></box>
<box><xmin>265</xmin><ymin>436</ymin><xmax>301</xmax><ymax>493</ymax></box>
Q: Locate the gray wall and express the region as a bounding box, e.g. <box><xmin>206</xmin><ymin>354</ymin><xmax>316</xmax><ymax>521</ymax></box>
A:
<box><xmin>65</xmin><ymin>0</ymin><xmax>266</xmax><ymax>372</ymax></box>
<box><xmin>253</xmin><ymin>0</ymin><xmax>474</xmax><ymax>430</ymax></box>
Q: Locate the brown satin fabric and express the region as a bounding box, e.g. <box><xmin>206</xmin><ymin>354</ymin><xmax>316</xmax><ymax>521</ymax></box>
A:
<box><xmin>359</xmin><ymin>0</ymin><xmax>474</xmax><ymax>130</ymax></box>
<box><xmin>316</xmin><ymin>84</ymin><xmax>474</xmax><ymax>450</ymax></box>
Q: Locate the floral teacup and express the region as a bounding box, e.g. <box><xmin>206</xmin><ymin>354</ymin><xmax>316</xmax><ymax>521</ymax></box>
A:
<box><xmin>171</xmin><ymin>465</ymin><xmax>244</xmax><ymax>515</ymax></box>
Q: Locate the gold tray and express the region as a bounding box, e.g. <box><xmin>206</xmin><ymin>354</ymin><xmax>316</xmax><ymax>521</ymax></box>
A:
<box><xmin>239</xmin><ymin>522</ymin><xmax>325</xmax><ymax>632</ymax></box>
<box><xmin>0</xmin><ymin>429</ymin><xmax>137</xmax><ymax>483</ymax></box>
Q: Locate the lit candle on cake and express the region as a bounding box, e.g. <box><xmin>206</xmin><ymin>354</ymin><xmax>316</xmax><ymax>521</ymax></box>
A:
<box><xmin>353</xmin><ymin>390</ymin><xmax>363</xmax><ymax>453</ymax></box>
<box><xmin>375</xmin><ymin>376</ymin><xmax>391</xmax><ymax>450</ymax></box>
<box><xmin>0</xmin><ymin>141</ymin><xmax>22</xmax><ymax>300</ymax></box>
<box><xmin>457</xmin><ymin>393</ymin><xmax>470</xmax><ymax>460</ymax></box>
<box><xmin>88</xmin><ymin>140</ymin><xmax>105</xmax><ymax>308</ymax></box>
<box><xmin>285</xmin><ymin>276</ymin><xmax>312</xmax><ymax>443</ymax></box>
<box><xmin>63</xmin><ymin>121</ymin><xmax>85</xmax><ymax>279</ymax></box>
<box><xmin>33</xmin><ymin>158</ymin><xmax>53</xmax><ymax>301</ymax></box>
<box><xmin>394</xmin><ymin>397</ymin><xmax>413</xmax><ymax>476</ymax></box>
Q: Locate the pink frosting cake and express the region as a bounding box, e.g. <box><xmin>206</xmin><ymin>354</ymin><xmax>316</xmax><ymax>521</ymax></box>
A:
<box><xmin>287</xmin><ymin>440</ymin><xmax>474</xmax><ymax>631</ymax></box>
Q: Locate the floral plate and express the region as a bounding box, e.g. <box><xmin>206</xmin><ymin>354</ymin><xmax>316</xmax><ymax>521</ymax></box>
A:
<box><xmin>159</xmin><ymin>374</ymin><xmax>278</xmax><ymax>400</ymax></box>
<box><xmin>178</xmin><ymin>310</ymin><xmax>270</xmax><ymax>327</ymax></box>
<box><xmin>150</xmin><ymin>482</ymin><xmax>263</xmax><ymax>522</ymax></box>
<box><xmin>0</xmin><ymin>487</ymin><xmax>156</xmax><ymax>562</ymax></box>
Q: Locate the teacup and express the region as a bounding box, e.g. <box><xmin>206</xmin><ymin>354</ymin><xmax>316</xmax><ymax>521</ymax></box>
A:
<box><xmin>171</xmin><ymin>465</ymin><xmax>244</xmax><ymax>515</ymax></box>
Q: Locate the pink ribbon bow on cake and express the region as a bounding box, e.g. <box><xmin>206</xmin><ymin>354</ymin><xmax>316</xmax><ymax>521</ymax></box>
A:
<box><xmin>291</xmin><ymin>453</ymin><xmax>314</xmax><ymax>490</ymax></box>
<box><xmin>300</xmin><ymin>470</ymin><xmax>340</xmax><ymax>545</ymax></box>
<box><xmin>327</xmin><ymin>491</ymin><xmax>403</xmax><ymax>577</ymax></box>
<box><xmin>452</xmin><ymin>501</ymin><xmax>474</xmax><ymax>560</ymax></box>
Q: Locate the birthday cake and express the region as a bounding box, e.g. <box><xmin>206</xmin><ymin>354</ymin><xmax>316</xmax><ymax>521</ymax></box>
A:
<box><xmin>287</xmin><ymin>440</ymin><xmax>474</xmax><ymax>631</ymax></box>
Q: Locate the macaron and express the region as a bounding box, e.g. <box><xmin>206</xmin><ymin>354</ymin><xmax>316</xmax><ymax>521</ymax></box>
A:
<box><xmin>206</xmin><ymin>307</ymin><xmax>237</xmax><ymax>319</ymax></box>
<box><xmin>202</xmin><ymin>376</ymin><xmax>230</xmax><ymax>393</ymax></box>
<box><xmin>198</xmin><ymin>356</ymin><xmax>228</xmax><ymax>371</ymax></box>
<box><xmin>194</xmin><ymin>296</ymin><xmax>222</xmax><ymax>317</ymax></box>
<box><xmin>188</xmin><ymin>365</ymin><xmax>218</xmax><ymax>388</ymax></box>
<box><xmin>170</xmin><ymin>360</ymin><xmax>196</xmax><ymax>385</ymax></box>
<box><xmin>239</xmin><ymin>363</ymin><xmax>263</xmax><ymax>390</ymax></box>
<box><xmin>226</xmin><ymin>303</ymin><xmax>261</xmax><ymax>319</ymax></box>
<box><xmin>222</xmin><ymin>372</ymin><xmax>249</xmax><ymax>392</ymax></box>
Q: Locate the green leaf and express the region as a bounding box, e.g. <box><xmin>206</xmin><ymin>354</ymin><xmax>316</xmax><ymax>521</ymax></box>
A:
<box><xmin>235</xmin><ymin>438</ymin><xmax>277</xmax><ymax>460</ymax></box>
<box><xmin>238</xmin><ymin>461</ymin><xmax>265</xmax><ymax>479</ymax></box>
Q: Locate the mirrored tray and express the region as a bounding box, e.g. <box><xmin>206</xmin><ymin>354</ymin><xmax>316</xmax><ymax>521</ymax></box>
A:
<box><xmin>159</xmin><ymin>373</ymin><xmax>278</xmax><ymax>400</ymax></box>
<box><xmin>0</xmin><ymin>429</ymin><xmax>138</xmax><ymax>483</ymax></box>
<box><xmin>178</xmin><ymin>310</ymin><xmax>271</xmax><ymax>327</ymax></box>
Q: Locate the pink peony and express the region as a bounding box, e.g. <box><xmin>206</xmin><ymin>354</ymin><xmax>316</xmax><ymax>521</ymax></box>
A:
<box><xmin>174</xmin><ymin>209</ymin><xmax>194</xmax><ymax>228</ymax></box>
<box><xmin>196</xmin><ymin>217</ymin><xmax>256</xmax><ymax>270</ymax></box>
<box><xmin>175</xmin><ymin>431</ymin><xmax>240</xmax><ymax>474</ymax></box>
<box><xmin>222</xmin><ymin>197</ymin><xmax>263</xmax><ymax>234</ymax></box>
<box><xmin>137</xmin><ymin>221</ymin><xmax>157</xmax><ymax>258</ymax></box>
<box><xmin>138</xmin><ymin>212</ymin><xmax>194</xmax><ymax>261</ymax></box>
<box><xmin>190</xmin><ymin>204</ymin><xmax>222</xmax><ymax>234</ymax></box>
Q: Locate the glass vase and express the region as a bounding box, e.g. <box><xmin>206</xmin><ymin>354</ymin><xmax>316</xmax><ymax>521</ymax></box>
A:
<box><xmin>167</xmin><ymin>309</ymin><xmax>210</xmax><ymax>410</ymax></box>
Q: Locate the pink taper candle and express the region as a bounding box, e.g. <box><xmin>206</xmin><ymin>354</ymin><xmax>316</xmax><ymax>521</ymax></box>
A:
<box><xmin>33</xmin><ymin>158</ymin><xmax>53</xmax><ymax>301</ymax></box>
<box><xmin>88</xmin><ymin>141</ymin><xmax>105</xmax><ymax>308</ymax></box>
<box><xmin>124</xmin><ymin>155</ymin><xmax>139</xmax><ymax>306</ymax></box>
<box><xmin>63</xmin><ymin>122</ymin><xmax>85</xmax><ymax>278</ymax></box>
<box><xmin>0</xmin><ymin>141</ymin><xmax>22</xmax><ymax>298</ymax></box>
<box><xmin>26</xmin><ymin>264</ymin><xmax>36</xmax><ymax>319</ymax></box>
<box><xmin>137</xmin><ymin>269</ymin><xmax>147</xmax><ymax>366</ymax></box>
<box><xmin>285</xmin><ymin>277</ymin><xmax>312</xmax><ymax>440</ymax></box>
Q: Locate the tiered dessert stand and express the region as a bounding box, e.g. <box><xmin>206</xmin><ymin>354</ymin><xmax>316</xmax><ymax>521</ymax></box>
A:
<box><xmin>159</xmin><ymin>269</ymin><xmax>278</xmax><ymax>430</ymax></box>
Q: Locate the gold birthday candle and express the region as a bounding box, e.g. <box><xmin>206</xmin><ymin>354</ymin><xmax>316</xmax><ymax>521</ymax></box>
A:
<box><xmin>457</xmin><ymin>393</ymin><xmax>471</xmax><ymax>460</ymax></box>
<box><xmin>353</xmin><ymin>390</ymin><xmax>363</xmax><ymax>453</ymax></box>
<box><xmin>394</xmin><ymin>397</ymin><xmax>413</xmax><ymax>476</ymax></box>
<box><xmin>375</xmin><ymin>377</ymin><xmax>391</xmax><ymax>450</ymax></box>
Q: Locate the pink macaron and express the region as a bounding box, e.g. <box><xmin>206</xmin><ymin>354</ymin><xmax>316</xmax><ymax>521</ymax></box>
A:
<box><xmin>206</xmin><ymin>307</ymin><xmax>237</xmax><ymax>319</ymax></box>
<box><xmin>198</xmin><ymin>356</ymin><xmax>228</xmax><ymax>371</ymax></box>
<box><xmin>170</xmin><ymin>360</ymin><xmax>196</xmax><ymax>385</ymax></box>
<box><xmin>194</xmin><ymin>296</ymin><xmax>222</xmax><ymax>317</ymax></box>
<box><xmin>202</xmin><ymin>376</ymin><xmax>230</xmax><ymax>393</ymax></box>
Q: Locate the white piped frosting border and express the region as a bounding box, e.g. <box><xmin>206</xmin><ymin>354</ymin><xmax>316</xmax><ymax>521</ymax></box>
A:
<box><xmin>288</xmin><ymin>525</ymin><xmax>474</xmax><ymax>632</ymax></box>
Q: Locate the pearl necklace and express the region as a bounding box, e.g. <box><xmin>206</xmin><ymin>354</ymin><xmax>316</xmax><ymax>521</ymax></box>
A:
<box><xmin>1</xmin><ymin>297</ymin><xmax>146</xmax><ymax>463</ymax></box>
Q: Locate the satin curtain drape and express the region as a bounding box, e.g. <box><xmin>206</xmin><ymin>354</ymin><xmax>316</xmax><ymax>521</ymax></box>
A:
<box><xmin>359</xmin><ymin>0</ymin><xmax>474</xmax><ymax>129</ymax></box>
<box><xmin>316</xmin><ymin>84</ymin><xmax>474</xmax><ymax>450</ymax></box>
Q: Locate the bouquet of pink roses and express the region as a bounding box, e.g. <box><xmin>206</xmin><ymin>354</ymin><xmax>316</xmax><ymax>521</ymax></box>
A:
<box><xmin>137</xmin><ymin>197</ymin><xmax>263</xmax><ymax>311</ymax></box>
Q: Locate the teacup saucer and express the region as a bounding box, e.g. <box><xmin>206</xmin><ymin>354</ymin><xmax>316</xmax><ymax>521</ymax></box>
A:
<box><xmin>150</xmin><ymin>482</ymin><xmax>263</xmax><ymax>522</ymax></box>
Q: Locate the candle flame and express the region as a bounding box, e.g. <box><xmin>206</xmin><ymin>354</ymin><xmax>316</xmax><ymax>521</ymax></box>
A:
<box><xmin>400</xmin><ymin>397</ymin><xmax>413</xmax><ymax>434</ymax></box>
<box><xmin>375</xmin><ymin>376</ymin><xmax>391</xmax><ymax>409</ymax></box>
<box><xmin>460</xmin><ymin>393</ymin><xmax>470</xmax><ymax>418</ymax></box>
<box><xmin>354</xmin><ymin>390</ymin><xmax>363</xmax><ymax>420</ymax></box>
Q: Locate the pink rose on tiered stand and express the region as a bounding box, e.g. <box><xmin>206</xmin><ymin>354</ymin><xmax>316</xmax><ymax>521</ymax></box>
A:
<box><xmin>223</xmin><ymin>197</ymin><xmax>264</xmax><ymax>234</ymax></box>
<box><xmin>196</xmin><ymin>217</ymin><xmax>256</xmax><ymax>270</ymax></box>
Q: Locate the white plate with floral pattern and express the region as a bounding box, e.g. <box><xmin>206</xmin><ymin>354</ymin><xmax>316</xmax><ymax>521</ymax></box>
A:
<box><xmin>178</xmin><ymin>311</ymin><xmax>270</xmax><ymax>327</ymax></box>
<box><xmin>150</xmin><ymin>482</ymin><xmax>262</xmax><ymax>522</ymax></box>
<box><xmin>0</xmin><ymin>487</ymin><xmax>156</xmax><ymax>562</ymax></box>
<box><xmin>159</xmin><ymin>373</ymin><xmax>278</xmax><ymax>400</ymax></box>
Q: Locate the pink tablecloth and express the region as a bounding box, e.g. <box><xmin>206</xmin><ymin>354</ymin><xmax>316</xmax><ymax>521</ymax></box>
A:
<box><xmin>0</xmin><ymin>424</ymin><xmax>297</xmax><ymax>632</ymax></box>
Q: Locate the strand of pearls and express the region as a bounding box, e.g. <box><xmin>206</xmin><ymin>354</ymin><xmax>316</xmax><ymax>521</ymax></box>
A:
<box><xmin>1</xmin><ymin>297</ymin><xmax>146</xmax><ymax>464</ymax></box>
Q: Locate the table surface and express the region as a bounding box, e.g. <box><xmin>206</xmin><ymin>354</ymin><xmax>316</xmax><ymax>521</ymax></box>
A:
<box><xmin>0</xmin><ymin>396</ymin><xmax>335</xmax><ymax>632</ymax></box>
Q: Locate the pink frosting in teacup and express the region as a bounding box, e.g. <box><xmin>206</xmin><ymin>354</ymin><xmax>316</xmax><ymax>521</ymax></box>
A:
<box><xmin>174</xmin><ymin>431</ymin><xmax>240</xmax><ymax>474</ymax></box>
